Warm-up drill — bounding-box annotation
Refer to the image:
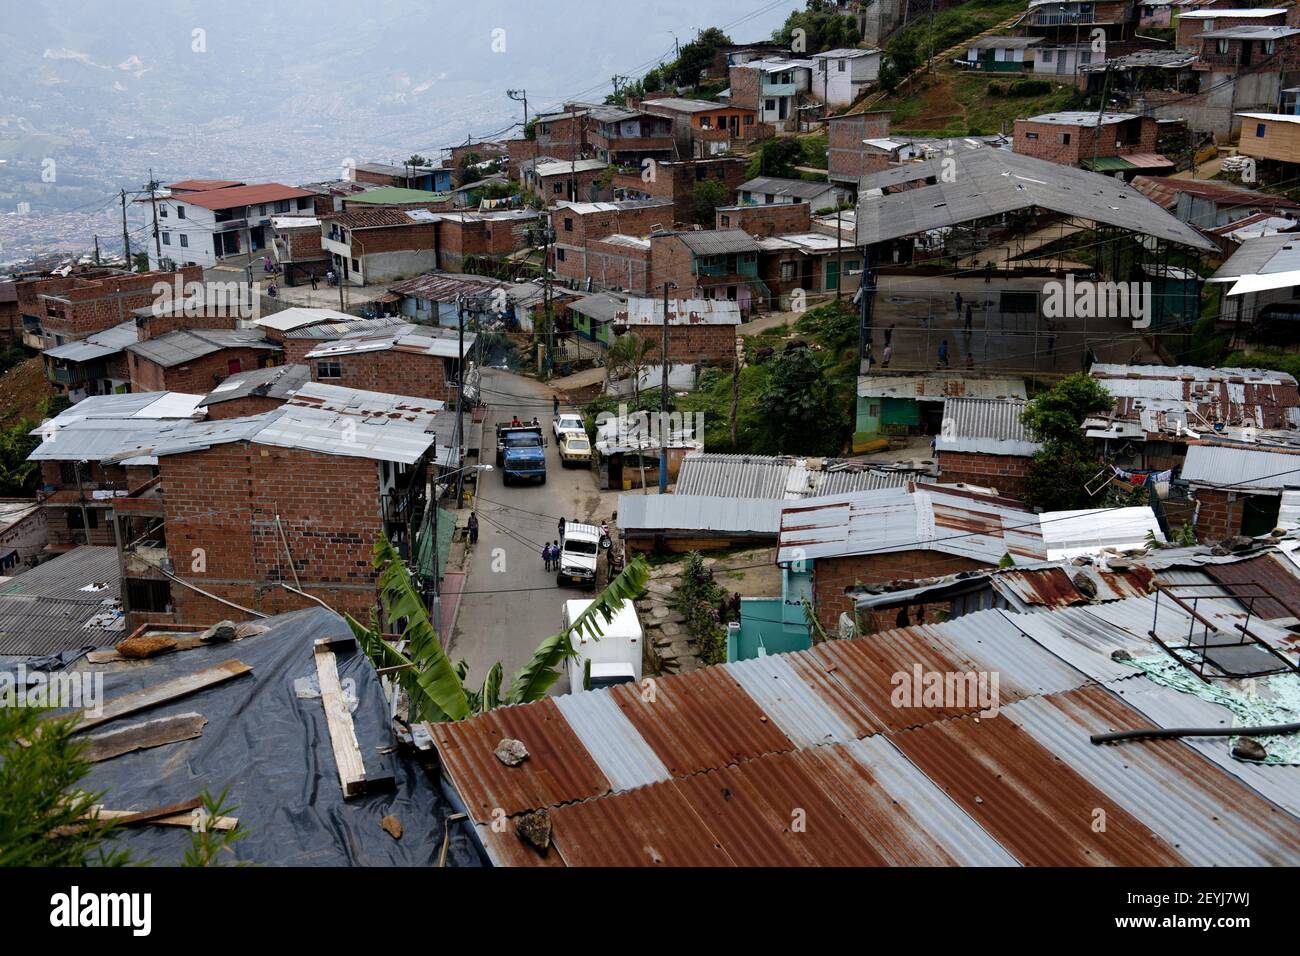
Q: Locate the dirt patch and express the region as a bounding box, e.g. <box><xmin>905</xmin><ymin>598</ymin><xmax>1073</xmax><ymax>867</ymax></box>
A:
<box><xmin>0</xmin><ymin>356</ymin><xmax>54</xmax><ymax>428</ymax></box>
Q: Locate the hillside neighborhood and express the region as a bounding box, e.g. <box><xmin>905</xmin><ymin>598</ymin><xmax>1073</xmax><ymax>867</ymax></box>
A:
<box><xmin>5</xmin><ymin>0</ymin><xmax>1300</xmax><ymax>887</ymax></box>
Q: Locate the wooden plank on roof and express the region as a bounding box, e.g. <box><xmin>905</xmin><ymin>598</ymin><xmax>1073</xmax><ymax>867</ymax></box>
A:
<box><xmin>314</xmin><ymin>641</ymin><xmax>368</xmax><ymax>799</ymax></box>
<box><xmin>81</xmin><ymin>712</ymin><xmax>208</xmax><ymax>762</ymax></box>
<box><xmin>73</xmin><ymin>660</ymin><xmax>252</xmax><ymax>733</ymax></box>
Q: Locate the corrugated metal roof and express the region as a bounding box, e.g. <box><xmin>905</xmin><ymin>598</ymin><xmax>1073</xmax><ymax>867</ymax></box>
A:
<box><xmin>44</xmin><ymin>321</ymin><xmax>139</xmax><ymax>362</ymax></box>
<box><xmin>551</xmin><ymin>691</ymin><xmax>671</xmax><ymax>793</ymax></box>
<box><xmin>675</xmin><ymin>229</ymin><xmax>763</xmax><ymax>256</ymax></box>
<box><xmin>1203</xmin><ymin>553</ymin><xmax>1300</xmax><ymax>620</ymax></box>
<box><xmin>935</xmin><ymin>397</ymin><xmax>1040</xmax><ymax>456</ymax></box>
<box><xmin>739</xmin><ymin>177</ymin><xmax>834</xmax><ymax>200</ymax></box>
<box><xmin>777</xmin><ymin>484</ymin><xmax>1046</xmax><ymax>566</ymax></box>
<box><xmin>1039</xmin><ymin>506</ymin><xmax>1165</xmax><ymax>559</ymax></box>
<box><xmin>613</xmin><ymin>297</ymin><xmax>741</xmax><ymax>326</ymax></box>
<box><xmin>617</xmin><ymin>494</ymin><xmax>783</xmax><ymax>535</ymax></box>
<box><xmin>252</xmin><ymin>307</ymin><xmax>355</xmax><ymax>332</ymax></box>
<box><xmin>1005</xmin><ymin>686</ymin><xmax>1300</xmax><ymax>866</ymax></box>
<box><xmin>285</xmin><ymin>380</ymin><xmax>444</xmax><ymax>423</ymax></box>
<box><xmin>856</xmin><ymin>149</ymin><xmax>1216</xmax><ymax>252</ymax></box>
<box><xmin>1181</xmin><ymin>442</ymin><xmax>1300</xmax><ymax>490</ymax></box>
<box><xmin>199</xmin><ymin>363</ymin><xmax>311</xmax><ymax>406</ymax></box>
<box><xmin>674</xmin><ymin>452</ymin><xmax>914</xmax><ymax>499</ymax></box>
<box><xmin>725</xmin><ymin>653</ymin><xmax>859</xmax><ymax>748</ymax></box>
<box><xmin>858</xmin><ymin>374</ymin><xmax>1027</xmax><ymax>401</ymax></box>
<box><xmin>303</xmin><ymin>323</ymin><xmax>475</xmax><ymax>360</ymax></box>
<box><xmin>127</xmin><ymin>328</ymin><xmax>280</xmax><ymax>368</ymax></box>
<box><xmin>0</xmin><ymin>547</ymin><xmax>123</xmax><ymax>656</ymax></box>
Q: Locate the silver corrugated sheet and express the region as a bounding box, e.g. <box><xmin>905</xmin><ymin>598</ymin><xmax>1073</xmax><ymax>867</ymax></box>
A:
<box><xmin>617</xmin><ymin>494</ymin><xmax>782</xmax><ymax>535</ymax></box>
<box><xmin>1182</xmin><ymin>442</ymin><xmax>1300</xmax><ymax>490</ymax></box>
<box><xmin>935</xmin><ymin>397</ymin><xmax>1041</xmax><ymax>456</ymax></box>
<box><xmin>724</xmin><ymin>653</ymin><xmax>859</xmax><ymax>748</ymax></box>
<box><xmin>553</xmin><ymin>690</ymin><xmax>671</xmax><ymax>793</ymax></box>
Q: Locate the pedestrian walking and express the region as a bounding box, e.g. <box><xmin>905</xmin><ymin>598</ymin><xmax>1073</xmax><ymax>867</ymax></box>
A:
<box><xmin>884</xmin><ymin>324</ymin><xmax>895</xmax><ymax>347</ymax></box>
<box><xmin>467</xmin><ymin>511</ymin><xmax>479</xmax><ymax>546</ymax></box>
<box><xmin>542</xmin><ymin>542</ymin><xmax>553</xmax><ymax>570</ymax></box>
<box><xmin>954</xmin><ymin>291</ymin><xmax>963</xmax><ymax>316</ymax></box>
<box><xmin>882</xmin><ymin>342</ymin><xmax>893</xmax><ymax>367</ymax></box>
<box><xmin>552</xmin><ymin>395</ymin><xmax>560</xmax><ymax>417</ymax></box>
<box><xmin>963</xmin><ymin>304</ymin><xmax>973</xmax><ymax>333</ymax></box>
<box><xmin>938</xmin><ymin>339</ymin><xmax>949</xmax><ymax>368</ymax></box>
<box><xmin>558</xmin><ymin>516</ymin><xmax>566</xmax><ymax>540</ymax></box>
<box><xmin>984</xmin><ymin>261</ymin><xmax>993</xmax><ymax>284</ymax></box>
<box><xmin>965</xmin><ymin>352</ymin><xmax>974</xmax><ymax>369</ymax></box>
<box><xmin>309</xmin><ymin>270</ymin><xmax>318</xmax><ymax>291</ymax></box>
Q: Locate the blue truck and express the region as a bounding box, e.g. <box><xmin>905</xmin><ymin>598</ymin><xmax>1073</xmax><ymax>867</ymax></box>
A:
<box><xmin>495</xmin><ymin>423</ymin><xmax>547</xmax><ymax>485</ymax></box>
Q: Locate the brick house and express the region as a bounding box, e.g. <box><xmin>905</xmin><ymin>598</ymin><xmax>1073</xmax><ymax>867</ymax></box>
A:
<box><xmin>272</xmin><ymin>315</ymin><xmax>409</xmax><ymax>366</ymax></box>
<box><xmin>118</xmin><ymin>400</ymin><xmax>440</xmax><ymax>628</ymax></box>
<box><xmin>304</xmin><ymin>323</ymin><xmax>474</xmax><ymax>403</ymax></box>
<box><xmin>521</xmin><ymin>157</ymin><xmax>612</xmax><ymax>205</ymax></box>
<box><xmin>640</xmin><ymin>97</ymin><xmax>762</xmax><ymax>156</ymax></box>
<box><xmin>270</xmin><ymin>215</ymin><xmax>331</xmax><ymax>286</ymax></box>
<box><xmin>583</xmin><ymin>105</ymin><xmax>676</xmax><ymax>167</ymax></box>
<box><xmin>728</xmin><ymin>59</ymin><xmax>815</xmax><ymax>132</ymax></box>
<box><xmin>737</xmin><ymin>176</ymin><xmax>850</xmax><ymax>212</ymax></box>
<box><xmin>649</xmin><ymin>230</ymin><xmax>766</xmax><ymax>314</ymax></box>
<box><xmin>126</xmin><ymin>328</ymin><xmax>283</xmax><ymax>394</ymax></box>
<box><xmin>435</xmin><ymin>209</ymin><xmax>541</xmax><ymax>272</ymax></box>
<box><xmin>612</xmin><ymin>156</ymin><xmax>749</xmax><ymax>225</ymax></box>
<box><xmin>1176</xmin><ymin>8</ymin><xmax>1292</xmax><ymax>52</ymax></box>
<box><xmin>777</xmin><ymin>484</ymin><xmax>1049</xmax><ymax>633</ymax></box>
<box><xmin>26</xmin><ymin>392</ymin><xmax>206</xmax><ymax>552</ymax></box>
<box><xmin>320</xmin><ymin>207</ymin><xmax>438</xmax><ymax>285</ymax></box>
<box><xmin>0</xmin><ymin>281</ymin><xmax>17</xmax><ymax>342</ymax></box>
<box><xmin>934</xmin><ymin>397</ymin><xmax>1042</xmax><ymax>501</ymax></box>
<box><xmin>757</xmin><ymin>232</ymin><xmax>864</xmax><ymax>307</ymax></box>
<box><xmin>608</xmin><ymin>296</ymin><xmax>741</xmax><ymax>365</ymax></box>
<box><xmin>351</xmin><ymin>161</ymin><xmax>452</xmax><ymax>193</ymax></box>
<box><xmin>1181</xmin><ymin>441</ymin><xmax>1300</xmax><ymax>541</ymax></box>
<box><xmin>1013</xmin><ymin>112</ymin><xmax>1160</xmax><ymax>171</ymax></box>
<box><xmin>197</xmin><ymin>363</ymin><xmax>312</xmax><ymax>420</ymax></box>
<box><xmin>20</xmin><ymin>264</ymin><xmax>204</xmax><ymax>347</ymax></box>
<box><xmin>716</xmin><ymin>201</ymin><xmax>811</xmax><ymax>236</ymax></box>
<box><xmin>550</xmin><ymin>198</ymin><xmax>672</xmax><ymax>286</ymax></box>
<box><xmin>827</xmin><ymin>110</ymin><xmax>897</xmax><ymax>188</ymax></box>
<box><xmin>42</xmin><ymin>321</ymin><xmax>137</xmax><ymax>400</ymax></box>
<box><xmin>531</xmin><ymin>110</ymin><xmax>587</xmax><ymax>160</ymax></box>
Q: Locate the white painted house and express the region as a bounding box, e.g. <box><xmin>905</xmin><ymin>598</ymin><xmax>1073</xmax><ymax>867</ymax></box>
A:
<box><xmin>812</xmin><ymin>48</ymin><xmax>882</xmax><ymax>105</ymax></box>
<box><xmin>145</xmin><ymin>180</ymin><xmax>316</xmax><ymax>270</ymax></box>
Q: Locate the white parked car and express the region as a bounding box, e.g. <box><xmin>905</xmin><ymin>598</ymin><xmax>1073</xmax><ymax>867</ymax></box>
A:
<box><xmin>552</xmin><ymin>413</ymin><xmax>586</xmax><ymax>441</ymax></box>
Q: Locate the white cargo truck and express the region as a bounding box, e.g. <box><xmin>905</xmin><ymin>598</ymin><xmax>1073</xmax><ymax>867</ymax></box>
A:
<box><xmin>563</xmin><ymin>598</ymin><xmax>643</xmax><ymax>691</ymax></box>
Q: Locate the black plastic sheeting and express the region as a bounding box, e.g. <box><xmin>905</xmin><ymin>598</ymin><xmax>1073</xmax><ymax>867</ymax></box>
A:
<box><xmin>66</xmin><ymin>606</ymin><xmax>481</xmax><ymax>867</ymax></box>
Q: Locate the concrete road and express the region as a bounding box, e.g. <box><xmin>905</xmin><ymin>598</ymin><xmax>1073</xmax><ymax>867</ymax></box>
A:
<box><xmin>447</xmin><ymin>367</ymin><xmax>610</xmax><ymax>695</ymax></box>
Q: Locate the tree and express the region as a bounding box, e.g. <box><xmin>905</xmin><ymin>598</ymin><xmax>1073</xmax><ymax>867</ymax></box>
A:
<box><xmin>757</xmin><ymin>346</ymin><xmax>847</xmax><ymax>455</ymax></box>
<box><xmin>670</xmin><ymin>27</ymin><xmax>732</xmax><ymax>90</ymax></box>
<box><xmin>0</xmin><ymin>706</ymin><xmax>131</xmax><ymax>866</ymax></box>
<box><xmin>605</xmin><ymin>331</ymin><xmax>657</xmax><ymax>405</ymax></box>
<box><xmin>346</xmin><ymin>536</ymin><xmax>651</xmax><ymax>720</ymax></box>
<box><xmin>455</xmin><ymin>151</ymin><xmax>482</xmax><ymax>186</ymax></box>
<box><xmin>689</xmin><ymin>178</ymin><xmax>730</xmax><ymax>226</ymax></box>
<box><xmin>747</xmin><ymin>137</ymin><xmax>804</xmax><ymax>179</ymax></box>
<box><xmin>773</xmin><ymin>1</ymin><xmax>862</xmax><ymax>53</ymax></box>
<box><xmin>1021</xmin><ymin>373</ymin><xmax>1114</xmax><ymax>511</ymax></box>
<box><xmin>0</xmin><ymin>418</ymin><xmax>40</xmax><ymax>496</ymax></box>
<box><xmin>877</xmin><ymin>57</ymin><xmax>899</xmax><ymax>93</ymax></box>
<box><xmin>405</xmin><ymin>154</ymin><xmax>431</xmax><ymax>168</ymax></box>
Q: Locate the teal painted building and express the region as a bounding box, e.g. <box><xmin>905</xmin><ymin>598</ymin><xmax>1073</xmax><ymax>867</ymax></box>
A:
<box><xmin>730</xmin><ymin>563</ymin><xmax>815</xmax><ymax>661</ymax></box>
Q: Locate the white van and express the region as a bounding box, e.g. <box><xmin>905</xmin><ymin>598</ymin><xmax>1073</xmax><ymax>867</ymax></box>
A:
<box><xmin>563</xmin><ymin>598</ymin><xmax>643</xmax><ymax>691</ymax></box>
<box><xmin>557</xmin><ymin>521</ymin><xmax>601</xmax><ymax>588</ymax></box>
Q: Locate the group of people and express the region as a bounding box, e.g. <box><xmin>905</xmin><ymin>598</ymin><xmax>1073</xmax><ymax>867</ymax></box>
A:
<box><xmin>508</xmin><ymin>415</ymin><xmax>540</xmax><ymax>428</ymax></box>
<box><xmin>542</xmin><ymin>540</ymin><xmax>563</xmax><ymax>571</ymax></box>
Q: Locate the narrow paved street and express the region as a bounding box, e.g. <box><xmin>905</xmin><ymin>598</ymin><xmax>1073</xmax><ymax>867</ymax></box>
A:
<box><xmin>447</xmin><ymin>367</ymin><xmax>612</xmax><ymax>695</ymax></box>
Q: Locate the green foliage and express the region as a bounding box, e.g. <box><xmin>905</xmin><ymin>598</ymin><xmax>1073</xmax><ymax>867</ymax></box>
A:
<box><xmin>0</xmin><ymin>706</ymin><xmax>130</xmax><ymax>866</ymax></box>
<box><xmin>758</xmin><ymin>345</ymin><xmax>849</xmax><ymax>455</ymax></box>
<box><xmin>747</xmin><ymin>137</ymin><xmax>804</xmax><ymax>179</ymax></box>
<box><xmin>773</xmin><ymin>1</ymin><xmax>862</xmax><ymax>53</ymax></box>
<box><xmin>1021</xmin><ymin>373</ymin><xmax>1114</xmax><ymax>511</ymax></box>
<box><xmin>670</xmin><ymin>27</ymin><xmax>732</xmax><ymax>89</ymax></box>
<box><xmin>606</xmin><ymin>331</ymin><xmax>657</xmax><ymax>404</ymax></box>
<box><xmin>405</xmin><ymin>154</ymin><xmax>432</xmax><ymax>167</ymax></box>
<box><xmin>690</xmin><ymin>178</ymin><xmax>730</xmax><ymax>226</ymax></box>
<box><xmin>0</xmin><ymin>343</ymin><xmax>31</xmax><ymax>377</ymax></box>
<box><xmin>800</xmin><ymin>133</ymin><xmax>829</xmax><ymax>170</ymax></box>
<box><xmin>794</xmin><ymin>301</ymin><xmax>857</xmax><ymax>354</ymax></box>
<box><xmin>1021</xmin><ymin>372</ymin><xmax>1113</xmax><ymax>446</ymax></box>
<box><xmin>989</xmin><ymin>79</ymin><xmax>1052</xmax><ymax>97</ymax></box>
<box><xmin>0</xmin><ymin>418</ymin><xmax>40</xmax><ymax>496</ymax></box>
<box><xmin>878</xmin><ymin>57</ymin><xmax>899</xmax><ymax>92</ymax></box>
<box><xmin>348</xmin><ymin>534</ymin><xmax>650</xmax><ymax>719</ymax></box>
<box><xmin>182</xmin><ymin>788</ymin><xmax>249</xmax><ymax>867</ymax></box>
<box><xmin>676</xmin><ymin>552</ymin><xmax>728</xmax><ymax>665</ymax></box>
<box><xmin>1222</xmin><ymin>349</ymin><xmax>1300</xmax><ymax>379</ymax></box>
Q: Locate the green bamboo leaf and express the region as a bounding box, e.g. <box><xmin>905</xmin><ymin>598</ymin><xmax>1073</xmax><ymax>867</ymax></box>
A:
<box><xmin>480</xmin><ymin>662</ymin><xmax>502</xmax><ymax>713</ymax></box>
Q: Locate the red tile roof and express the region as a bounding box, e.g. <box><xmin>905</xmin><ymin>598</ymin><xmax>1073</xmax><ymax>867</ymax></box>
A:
<box><xmin>175</xmin><ymin>182</ymin><xmax>314</xmax><ymax>210</ymax></box>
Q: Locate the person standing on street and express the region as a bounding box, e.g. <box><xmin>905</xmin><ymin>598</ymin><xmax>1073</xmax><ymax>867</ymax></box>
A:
<box><xmin>963</xmin><ymin>303</ymin><xmax>973</xmax><ymax>334</ymax></box>
<box><xmin>553</xmin><ymin>395</ymin><xmax>560</xmax><ymax>417</ymax></box>
<box><xmin>558</xmin><ymin>516</ymin><xmax>566</xmax><ymax>540</ymax></box>
<box><xmin>467</xmin><ymin>512</ymin><xmax>479</xmax><ymax>546</ymax></box>
<box><xmin>938</xmin><ymin>339</ymin><xmax>949</xmax><ymax>368</ymax></box>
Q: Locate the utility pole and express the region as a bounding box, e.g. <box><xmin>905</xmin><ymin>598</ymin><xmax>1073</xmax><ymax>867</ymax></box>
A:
<box><xmin>455</xmin><ymin>295</ymin><xmax>466</xmax><ymax>508</ymax></box>
<box><xmin>148</xmin><ymin>169</ymin><xmax>162</xmax><ymax>267</ymax></box>
<box><xmin>93</xmin><ymin>235</ymin><xmax>101</xmax><ymax>265</ymax></box>
<box><xmin>836</xmin><ymin>203</ymin><xmax>843</xmax><ymax>302</ymax></box>
<box><xmin>659</xmin><ymin>280</ymin><xmax>676</xmax><ymax>494</ymax></box>
<box><xmin>569</xmin><ymin>104</ymin><xmax>579</xmax><ymax>201</ymax></box>
<box><xmin>120</xmin><ymin>189</ymin><xmax>131</xmax><ymax>269</ymax></box>
<box><xmin>507</xmin><ymin>88</ymin><xmax>529</xmax><ymax>137</ymax></box>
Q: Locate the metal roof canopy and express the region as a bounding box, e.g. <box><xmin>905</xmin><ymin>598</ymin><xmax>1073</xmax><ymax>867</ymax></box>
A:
<box><xmin>854</xmin><ymin>149</ymin><xmax>1216</xmax><ymax>252</ymax></box>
